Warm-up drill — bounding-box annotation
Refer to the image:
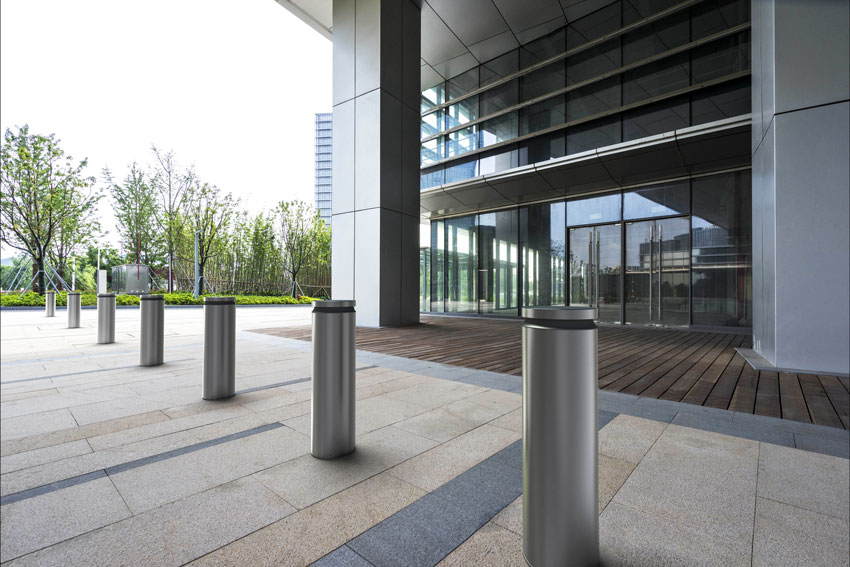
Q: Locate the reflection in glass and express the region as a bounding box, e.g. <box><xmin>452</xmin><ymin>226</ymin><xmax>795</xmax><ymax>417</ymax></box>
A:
<box><xmin>480</xmin><ymin>80</ymin><xmax>518</xmax><ymax>115</ymax></box>
<box><xmin>445</xmin><ymin>155</ymin><xmax>478</xmax><ymax>184</ymax></box>
<box><xmin>521</xmin><ymin>28</ymin><xmax>565</xmax><ymax>68</ymax></box>
<box><xmin>420</xmin><ymin>243</ymin><xmax>430</xmax><ymax>311</ymax></box>
<box><xmin>692</xmin><ymin>32</ymin><xmax>750</xmax><ymax>83</ymax></box>
<box><xmin>481</xmin><ymin>50</ymin><xmax>519</xmax><ymax>87</ymax></box>
<box><xmin>446</xmin><ymin>216</ymin><xmax>478</xmax><ymax>313</ymax></box>
<box><xmin>567</xmin><ymin>39</ymin><xmax>621</xmax><ymax>85</ymax></box>
<box><xmin>446</xmin><ymin>127</ymin><xmax>477</xmax><ymax>158</ymax></box>
<box><xmin>623</xmin><ymin>96</ymin><xmax>689</xmax><ymax>141</ymax></box>
<box><xmin>430</xmin><ymin>220</ymin><xmax>445</xmax><ymax>312</ymax></box>
<box><xmin>479</xmin><ymin>113</ymin><xmax>518</xmax><ymax>148</ymax></box>
<box><xmin>622</xmin><ymin>9</ymin><xmax>689</xmax><ymax>64</ymax></box>
<box><xmin>421</xmin><ymin>137</ymin><xmax>444</xmax><ymax>166</ymax></box>
<box><xmin>623</xmin><ymin>181</ymin><xmax>689</xmax><ymax>219</ymax></box>
<box><xmin>623</xmin><ymin>53</ymin><xmax>690</xmax><ymax>105</ymax></box>
<box><xmin>420</xmin><ymin>166</ymin><xmax>444</xmax><ymax>190</ymax></box>
<box><xmin>519</xmin><ymin>131</ymin><xmax>565</xmax><ymax>165</ymax></box>
<box><xmin>479</xmin><ymin>210</ymin><xmax>519</xmax><ymax>315</ymax></box>
<box><xmin>567</xmin><ymin>116</ymin><xmax>621</xmax><ymax>154</ymax></box>
<box><xmin>445</xmin><ymin>96</ymin><xmax>479</xmax><ymax>129</ymax></box>
<box><xmin>520</xmin><ymin>95</ymin><xmax>566</xmax><ymax>136</ymax></box>
<box><xmin>691</xmin><ymin>79</ymin><xmax>751</xmax><ymax>125</ymax></box>
<box><xmin>447</xmin><ymin>67</ymin><xmax>479</xmax><ymax>100</ymax></box>
<box><xmin>521</xmin><ymin>62</ymin><xmax>566</xmax><ymax>102</ymax></box>
<box><xmin>567</xmin><ymin>1</ymin><xmax>620</xmax><ymax>48</ymax></box>
<box><xmin>520</xmin><ymin>203</ymin><xmax>566</xmax><ymax>307</ymax></box>
<box><xmin>567</xmin><ymin>77</ymin><xmax>621</xmax><ymax>122</ymax></box>
<box><xmin>692</xmin><ymin>171</ymin><xmax>751</xmax><ymax>327</ymax></box>
<box><xmin>421</xmin><ymin>83</ymin><xmax>445</xmax><ymax>112</ymax></box>
<box><xmin>692</xmin><ymin>0</ymin><xmax>749</xmax><ymax>40</ymax></box>
<box><xmin>479</xmin><ymin>145</ymin><xmax>518</xmax><ymax>176</ymax></box>
<box><xmin>569</xmin><ymin>224</ymin><xmax>622</xmax><ymax>322</ymax></box>
<box><xmin>421</xmin><ymin>109</ymin><xmax>443</xmax><ymax>140</ymax></box>
<box><xmin>567</xmin><ymin>192</ymin><xmax>621</xmax><ymax>226</ymax></box>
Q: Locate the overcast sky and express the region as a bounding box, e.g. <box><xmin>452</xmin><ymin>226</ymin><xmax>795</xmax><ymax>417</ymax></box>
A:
<box><xmin>1</xmin><ymin>0</ymin><xmax>332</xmax><ymax>257</ymax></box>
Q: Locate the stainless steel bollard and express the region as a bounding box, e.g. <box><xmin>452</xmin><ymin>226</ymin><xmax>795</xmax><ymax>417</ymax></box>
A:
<box><xmin>522</xmin><ymin>307</ymin><xmax>598</xmax><ymax>567</ymax></box>
<box><xmin>202</xmin><ymin>297</ymin><xmax>235</xmax><ymax>400</ymax></box>
<box><xmin>67</xmin><ymin>292</ymin><xmax>81</xmax><ymax>328</ymax></box>
<box><xmin>45</xmin><ymin>291</ymin><xmax>56</xmax><ymax>317</ymax></box>
<box><xmin>97</xmin><ymin>293</ymin><xmax>116</xmax><ymax>344</ymax></box>
<box><xmin>140</xmin><ymin>295</ymin><xmax>164</xmax><ymax>366</ymax></box>
<box><xmin>311</xmin><ymin>300</ymin><xmax>356</xmax><ymax>459</ymax></box>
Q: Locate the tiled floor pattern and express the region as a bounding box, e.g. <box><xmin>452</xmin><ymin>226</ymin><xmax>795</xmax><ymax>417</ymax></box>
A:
<box><xmin>1</xmin><ymin>306</ymin><xmax>848</xmax><ymax>566</ymax></box>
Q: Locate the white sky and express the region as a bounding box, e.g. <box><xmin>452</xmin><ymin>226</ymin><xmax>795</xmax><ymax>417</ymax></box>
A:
<box><xmin>0</xmin><ymin>0</ymin><xmax>332</xmax><ymax>257</ymax></box>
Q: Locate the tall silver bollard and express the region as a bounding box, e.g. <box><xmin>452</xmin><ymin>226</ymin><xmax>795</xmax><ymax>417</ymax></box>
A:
<box><xmin>67</xmin><ymin>292</ymin><xmax>81</xmax><ymax>329</ymax></box>
<box><xmin>97</xmin><ymin>293</ymin><xmax>116</xmax><ymax>344</ymax></box>
<box><xmin>203</xmin><ymin>297</ymin><xmax>235</xmax><ymax>400</ymax></box>
<box><xmin>311</xmin><ymin>300</ymin><xmax>356</xmax><ymax>459</ymax></box>
<box><xmin>140</xmin><ymin>295</ymin><xmax>164</xmax><ymax>366</ymax></box>
<box><xmin>45</xmin><ymin>291</ymin><xmax>56</xmax><ymax>317</ymax></box>
<box><xmin>522</xmin><ymin>307</ymin><xmax>598</xmax><ymax>567</ymax></box>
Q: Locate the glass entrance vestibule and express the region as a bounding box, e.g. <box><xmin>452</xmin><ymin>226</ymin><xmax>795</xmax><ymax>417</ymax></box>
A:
<box><xmin>423</xmin><ymin>170</ymin><xmax>752</xmax><ymax>328</ymax></box>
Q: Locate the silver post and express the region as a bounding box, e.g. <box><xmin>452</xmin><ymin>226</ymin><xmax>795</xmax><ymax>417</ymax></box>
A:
<box><xmin>67</xmin><ymin>292</ymin><xmax>81</xmax><ymax>329</ymax></box>
<box><xmin>311</xmin><ymin>299</ymin><xmax>356</xmax><ymax>459</ymax></box>
<box><xmin>97</xmin><ymin>293</ymin><xmax>116</xmax><ymax>344</ymax></box>
<box><xmin>202</xmin><ymin>296</ymin><xmax>235</xmax><ymax>400</ymax></box>
<box><xmin>45</xmin><ymin>290</ymin><xmax>56</xmax><ymax>317</ymax></box>
<box><xmin>522</xmin><ymin>306</ymin><xmax>598</xmax><ymax>567</ymax></box>
<box><xmin>140</xmin><ymin>295</ymin><xmax>165</xmax><ymax>366</ymax></box>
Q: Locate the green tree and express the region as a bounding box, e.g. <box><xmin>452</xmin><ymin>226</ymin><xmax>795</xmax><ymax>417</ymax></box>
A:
<box><xmin>0</xmin><ymin>125</ymin><xmax>100</xmax><ymax>292</ymax></box>
<box><xmin>150</xmin><ymin>146</ymin><xmax>195</xmax><ymax>292</ymax></box>
<box><xmin>105</xmin><ymin>163</ymin><xmax>163</xmax><ymax>266</ymax></box>
<box><xmin>275</xmin><ymin>200</ymin><xmax>323</xmax><ymax>297</ymax></box>
<box><xmin>181</xmin><ymin>181</ymin><xmax>236</xmax><ymax>295</ymax></box>
<box><xmin>49</xmin><ymin>199</ymin><xmax>100</xmax><ymax>285</ymax></box>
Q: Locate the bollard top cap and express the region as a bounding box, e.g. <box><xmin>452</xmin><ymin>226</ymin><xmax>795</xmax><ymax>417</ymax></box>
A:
<box><xmin>97</xmin><ymin>293</ymin><xmax>115</xmax><ymax>298</ymax></box>
<box><xmin>522</xmin><ymin>306</ymin><xmax>597</xmax><ymax>321</ymax></box>
<box><xmin>204</xmin><ymin>296</ymin><xmax>235</xmax><ymax>304</ymax></box>
<box><xmin>45</xmin><ymin>290</ymin><xmax>55</xmax><ymax>294</ymax></box>
<box><xmin>312</xmin><ymin>299</ymin><xmax>355</xmax><ymax>309</ymax></box>
<box><xmin>67</xmin><ymin>292</ymin><xmax>81</xmax><ymax>295</ymax></box>
<box><xmin>141</xmin><ymin>294</ymin><xmax>164</xmax><ymax>300</ymax></box>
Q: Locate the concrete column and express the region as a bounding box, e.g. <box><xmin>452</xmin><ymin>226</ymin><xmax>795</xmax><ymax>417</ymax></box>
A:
<box><xmin>331</xmin><ymin>0</ymin><xmax>421</xmax><ymax>327</ymax></box>
<box><xmin>751</xmin><ymin>0</ymin><xmax>849</xmax><ymax>373</ymax></box>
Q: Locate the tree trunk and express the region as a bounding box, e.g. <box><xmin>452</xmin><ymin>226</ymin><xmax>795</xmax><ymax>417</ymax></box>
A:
<box><xmin>36</xmin><ymin>256</ymin><xmax>46</xmax><ymax>293</ymax></box>
<box><xmin>198</xmin><ymin>262</ymin><xmax>205</xmax><ymax>296</ymax></box>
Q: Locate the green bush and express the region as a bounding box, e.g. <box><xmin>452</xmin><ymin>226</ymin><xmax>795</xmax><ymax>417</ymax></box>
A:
<box><xmin>0</xmin><ymin>292</ymin><xmax>316</xmax><ymax>307</ymax></box>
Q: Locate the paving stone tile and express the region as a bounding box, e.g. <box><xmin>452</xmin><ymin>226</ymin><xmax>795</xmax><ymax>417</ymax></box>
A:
<box><xmin>436</xmin><ymin>521</ymin><xmax>525</xmax><ymax>567</ymax></box>
<box><xmin>672</xmin><ymin>413</ymin><xmax>795</xmax><ymax>447</ymax></box>
<box><xmin>393</xmin><ymin>398</ymin><xmax>505</xmax><ymax>443</ymax></box>
<box><xmin>0</xmin><ymin>388</ymin><xmax>57</xmax><ymax>402</ymax></box>
<box><xmin>383</xmin><ymin>381</ymin><xmax>486</xmax><ymax>410</ymax></box>
<box><xmin>0</xmin><ymin>476</ymin><xmax>131</xmax><ymax>562</ymax></box>
<box><xmin>312</xmin><ymin>545</ymin><xmax>374</xmax><ymax>567</ymax></box>
<box><xmin>489</xmin><ymin>407</ymin><xmax>521</xmax><ymax>433</ymax></box>
<box><xmin>388</xmin><ymin>424</ymin><xmax>520</xmax><ymax>492</ymax></box>
<box><xmin>752</xmin><ymin>497</ymin><xmax>849</xmax><ymax>567</ymax></box>
<box><xmin>188</xmin><ymin>473</ymin><xmax>425</xmax><ymax>567</ymax></box>
<box><xmin>0</xmin><ymin>408</ymin><xmax>79</xmax><ymax>441</ymax></box>
<box><xmin>489</xmin><ymin>440</ymin><xmax>522</xmax><ymax>471</ymax></box>
<box><xmin>355</xmin><ymin>374</ymin><xmax>434</xmax><ymax>401</ymax></box>
<box><xmin>597</xmin><ymin>390</ymin><xmax>639</xmax><ymax>415</ymax></box>
<box><xmin>733</xmin><ymin>411</ymin><xmax>850</xmax><ymax>441</ymax></box>
<box><xmin>758</xmin><ymin>443</ymin><xmax>850</xmax><ymax>521</ymax></box>
<box><xmin>599</xmin><ymin>501</ymin><xmax>751</xmax><ymax>566</ymax></box>
<box><xmin>356</xmin><ymin>395</ymin><xmax>434</xmax><ymax>434</ymax></box>
<box><xmin>793</xmin><ymin>433</ymin><xmax>850</xmax><ymax>459</ymax></box>
<box><xmin>4</xmin><ymin>477</ymin><xmax>296</xmax><ymax>567</ymax></box>
<box><xmin>69</xmin><ymin>396</ymin><xmax>174</xmax><ymax>426</ymax></box>
<box><xmin>0</xmin><ymin>439</ymin><xmax>91</xmax><ymax>475</ymax></box>
<box><xmin>492</xmin><ymin>496</ymin><xmax>522</xmax><ymax>535</ymax></box>
<box><xmin>598</xmin><ymin>414</ymin><xmax>667</xmax><ymax>464</ymax></box>
<box><xmin>463</xmin><ymin>389</ymin><xmax>522</xmax><ymax>413</ymax></box>
<box><xmin>599</xmin><ymin>454</ymin><xmax>635</xmax><ymax>513</ymax></box>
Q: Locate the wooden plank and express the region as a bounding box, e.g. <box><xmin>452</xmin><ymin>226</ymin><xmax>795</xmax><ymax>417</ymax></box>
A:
<box><xmin>660</xmin><ymin>334</ymin><xmax>736</xmax><ymax>402</ymax></box>
<box><xmin>819</xmin><ymin>375</ymin><xmax>850</xmax><ymax>429</ymax></box>
<box><xmin>681</xmin><ymin>336</ymin><xmax>746</xmax><ymax>406</ymax></box>
<box><xmin>728</xmin><ymin>364</ymin><xmax>758</xmax><ymax>413</ymax></box>
<box><xmin>754</xmin><ymin>371</ymin><xmax>781</xmax><ymax>419</ymax></box>
<box><xmin>703</xmin><ymin>352</ymin><xmax>747</xmax><ymax>409</ymax></box>
<box><xmin>798</xmin><ymin>374</ymin><xmax>844</xmax><ymax>429</ymax></box>
<box><xmin>778</xmin><ymin>373</ymin><xmax>811</xmax><ymax>424</ymax></box>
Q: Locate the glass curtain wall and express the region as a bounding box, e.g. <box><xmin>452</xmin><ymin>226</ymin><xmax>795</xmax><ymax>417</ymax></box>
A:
<box><xmin>446</xmin><ymin>216</ymin><xmax>478</xmax><ymax>313</ymax></box>
<box><xmin>520</xmin><ymin>203</ymin><xmax>566</xmax><ymax>307</ymax></box>
<box><xmin>430</xmin><ymin>220</ymin><xmax>445</xmax><ymax>312</ymax></box>
<box><xmin>479</xmin><ymin>211</ymin><xmax>519</xmax><ymax>315</ymax></box>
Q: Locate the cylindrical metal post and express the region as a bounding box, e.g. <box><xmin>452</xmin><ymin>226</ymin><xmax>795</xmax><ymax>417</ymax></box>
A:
<box><xmin>97</xmin><ymin>293</ymin><xmax>116</xmax><ymax>344</ymax></box>
<box><xmin>202</xmin><ymin>297</ymin><xmax>235</xmax><ymax>400</ymax></box>
<box><xmin>311</xmin><ymin>300</ymin><xmax>356</xmax><ymax>459</ymax></box>
<box><xmin>67</xmin><ymin>292</ymin><xmax>81</xmax><ymax>329</ymax></box>
<box><xmin>140</xmin><ymin>295</ymin><xmax>165</xmax><ymax>366</ymax></box>
<box><xmin>45</xmin><ymin>291</ymin><xmax>56</xmax><ymax>317</ymax></box>
<box><xmin>522</xmin><ymin>307</ymin><xmax>598</xmax><ymax>567</ymax></box>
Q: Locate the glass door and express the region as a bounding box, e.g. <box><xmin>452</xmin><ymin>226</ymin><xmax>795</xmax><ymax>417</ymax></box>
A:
<box><xmin>625</xmin><ymin>217</ymin><xmax>690</xmax><ymax>326</ymax></box>
<box><xmin>568</xmin><ymin>223</ymin><xmax>621</xmax><ymax>323</ymax></box>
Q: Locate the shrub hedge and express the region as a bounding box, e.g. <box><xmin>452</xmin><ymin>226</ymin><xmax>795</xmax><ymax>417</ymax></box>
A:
<box><xmin>0</xmin><ymin>291</ymin><xmax>317</xmax><ymax>308</ymax></box>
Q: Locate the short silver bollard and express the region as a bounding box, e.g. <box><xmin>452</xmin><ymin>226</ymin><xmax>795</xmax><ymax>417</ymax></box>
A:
<box><xmin>311</xmin><ymin>300</ymin><xmax>356</xmax><ymax>459</ymax></box>
<box><xmin>202</xmin><ymin>297</ymin><xmax>235</xmax><ymax>400</ymax></box>
<box><xmin>522</xmin><ymin>307</ymin><xmax>598</xmax><ymax>567</ymax></box>
<box><xmin>67</xmin><ymin>292</ymin><xmax>81</xmax><ymax>329</ymax></box>
<box><xmin>97</xmin><ymin>293</ymin><xmax>116</xmax><ymax>344</ymax></box>
<box><xmin>45</xmin><ymin>291</ymin><xmax>56</xmax><ymax>317</ymax></box>
<box><xmin>140</xmin><ymin>295</ymin><xmax>164</xmax><ymax>366</ymax></box>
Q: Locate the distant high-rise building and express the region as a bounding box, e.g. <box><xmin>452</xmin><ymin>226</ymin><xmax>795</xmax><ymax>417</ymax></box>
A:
<box><xmin>314</xmin><ymin>113</ymin><xmax>332</xmax><ymax>226</ymax></box>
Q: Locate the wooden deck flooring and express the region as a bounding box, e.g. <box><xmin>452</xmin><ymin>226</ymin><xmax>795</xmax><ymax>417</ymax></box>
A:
<box><xmin>250</xmin><ymin>315</ymin><xmax>850</xmax><ymax>430</ymax></box>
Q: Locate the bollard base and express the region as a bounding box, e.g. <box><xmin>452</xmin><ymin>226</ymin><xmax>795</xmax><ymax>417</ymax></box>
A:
<box><xmin>311</xmin><ymin>446</ymin><xmax>356</xmax><ymax>460</ymax></box>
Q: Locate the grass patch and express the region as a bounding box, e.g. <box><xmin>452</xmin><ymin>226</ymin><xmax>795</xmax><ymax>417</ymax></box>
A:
<box><xmin>0</xmin><ymin>291</ymin><xmax>318</xmax><ymax>307</ymax></box>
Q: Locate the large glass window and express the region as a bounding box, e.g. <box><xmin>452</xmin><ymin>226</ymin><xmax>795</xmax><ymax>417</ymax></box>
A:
<box><xmin>521</xmin><ymin>61</ymin><xmax>566</xmax><ymax>102</ymax></box>
<box><xmin>691</xmin><ymin>78</ymin><xmax>751</xmax><ymax>125</ymax></box>
<box><xmin>480</xmin><ymin>80</ymin><xmax>518</xmax><ymax>115</ymax></box>
<box><xmin>623</xmin><ymin>53</ymin><xmax>690</xmax><ymax>104</ymax></box>
<box><xmin>567</xmin><ymin>1</ymin><xmax>620</xmax><ymax>49</ymax></box>
<box><xmin>622</xmin><ymin>96</ymin><xmax>689</xmax><ymax>141</ymax></box>
<box><xmin>692</xmin><ymin>0</ymin><xmax>750</xmax><ymax>40</ymax></box>
<box><xmin>567</xmin><ymin>192</ymin><xmax>621</xmax><ymax>226</ymax></box>
<box><xmin>447</xmin><ymin>67</ymin><xmax>479</xmax><ymax>100</ymax></box>
<box><xmin>691</xmin><ymin>171</ymin><xmax>752</xmax><ymax>327</ymax></box>
<box><xmin>623</xmin><ymin>180</ymin><xmax>689</xmax><ymax>219</ymax></box>
<box><xmin>519</xmin><ymin>131</ymin><xmax>565</xmax><ymax>165</ymax></box>
<box><xmin>567</xmin><ymin>116</ymin><xmax>621</xmax><ymax>154</ymax></box>
<box><xmin>520</xmin><ymin>28</ymin><xmax>565</xmax><ymax>68</ymax></box>
<box><xmin>520</xmin><ymin>95</ymin><xmax>566</xmax><ymax>136</ymax></box>
<box><xmin>566</xmin><ymin>39</ymin><xmax>621</xmax><ymax>85</ymax></box>
<box><xmin>567</xmin><ymin>76</ymin><xmax>621</xmax><ymax>121</ymax></box>
<box><xmin>421</xmin><ymin>83</ymin><xmax>445</xmax><ymax>112</ymax></box>
<box><xmin>446</xmin><ymin>216</ymin><xmax>478</xmax><ymax>313</ymax></box>
<box><xmin>420</xmin><ymin>166</ymin><xmax>443</xmax><ymax>190</ymax></box>
<box><xmin>479</xmin><ymin>113</ymin><xmax>518</xmax><ymax>148</ymax></box>
<box><xmin>479</xmin><ymin>210</ymin><xmax>519</xmax><ymax>315</ymax></box>
<box><xmin>445</xmin><ymin>97</ymin><xmax>479</xmax><ymax>130</ymax></box>
<box><xmin>421</xmin><ymin>109</ymin><xmax>443</xmax><ymax>140</ymax></box>
<box><xmin>480</xmin><ymin>145</ymin><xmax>518</xmax><ymax>176</ymax></box>
<box><xmin>622</xmin><ymin>9</ymin><xmax>689</xmax><ymax>64</ymax></box>
<box><xmin>481</xmin><ymin>50</ymin><xmax>519</xmax><ymax>87</ymax></box>
<box><xmin>430</xmin><ymin>220</ymin><xmax>445</xmax><ymax>312</ymax></box>
<box><xmin>445</xmin><ymin>155</ymin><xmax>478</xmax><ymax>184</ymax></box>
<box><xmin>692</xmin><ymin>32</ymin><xmax>750</xmax><ymax>84</ymax></box>
<box><xmin>521</xmin><ymin>202</ymin><xmax>566</xmax><ymax>307</ymax></box>
<box><xmin>446</xmin><ymin>127</ymin><xmax>477</xmax><ymax>158</ymax></box>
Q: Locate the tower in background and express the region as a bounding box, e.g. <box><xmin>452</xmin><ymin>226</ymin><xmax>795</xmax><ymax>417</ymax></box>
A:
<box><xmin>314</xmin><ymin>113</ymin><xmax>332</xmax><ymax>226</ymax></box>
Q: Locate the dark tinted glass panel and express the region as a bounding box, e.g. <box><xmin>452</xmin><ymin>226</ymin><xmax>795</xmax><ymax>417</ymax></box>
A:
<box><xmin>420</xmin><ymin>166</ymin><xmax>444</xmax><ymax>190</ymax></box>
<box><xmin>623</xmin><ymin>53</ymin><xmax>690</xmax><ymax>104</ymax></box>
<box><xmin>692</xmin><ymin>31</ymin><xmax>750</xmax><ymax>83</ymax></box>
<box><xmin>480</xmin><ymin>79</ymin><xmax>518</xmax><ymax>115</ymax></box>
<box><xmin>567</xmin><ymin>192</ymin><xmax>621</xmax><ymax>226</ymax></box>
<box><xmin>692</xmin><ymin>0</ymin><xmax>750</xmax><ymax>40</ymax></box>
<box><xmin>421</xmin><ymin>110</ymin><xmax>442</xmax><ymax>140</ymax></box>
<box><xmin>691</xmin><ymin>78</ymin><xmax>751</xmax><ymax>124</ymax></box>
<box><xmin>567</xmin><ymin>76</ymin><xmax>621</xmax><ymax>121</ymax></box>
<box><xmin>623</xmin><ymin>180</ymin><xmax>689</xmax><ymax>219</ymax></box>
<box><xmin>445</xmin><ymin>96</ymin><xmax>479</xmax><ymax>129</ymax></box>
<box><xmin>521</xmin><ymin>61</ymin><xmax>566</xmax><ymax>101</ymax></box>
<box><xmin>445</xmin><ymin>155</ymin><xmax>478</xmax><ymax>184</ymax></box>
<box><xmin>446</xmin><ymin>127</ymin><xmax>477</xmax><ymax>158</ymax></box>
<box><xmin>446</xmin><ymin>215</ymin><xmax>478</xmax><ymax>313</ymax></box>
<box><xmin>567</xmin><ymin>38</ymin><xmax>621</xmax><ymax>85</ymax></box>
<box><xmin>519</xmin><ymin>131</ymin><xmax>566</xmax><ymax>165</ymax></box>
<box><xmin>623</xmin><ymin>0</ymin><xmax>679</xmax><ymax>23</ymax></box>
<box><xmin>567</xmin><ymin>2</ymin><xmax>620</xmax><ymax>48</ymax></box>
<box><xmin>521</xmin><ymin>202</ymin><xmax>566</xmax><ymax>307</ymax></box>
<box><xmin>479</xmin><ymin>112</ymin><xmax>518</xmax><ymax>147</ymax></box>
<box><xmin>447</xmin><ymin>67</ymin><xmax>479</xmax><ymax>100</ymax></box>
<box><xmin>691</xmin><ymin>171</ymin><xmax>752</xmax><ymax>327</ymax></box>
<box><xmin>481</xmin><ymin>50</ymin><xmax>519</xmax><ymax>87</ymax></box>
<box><xmin>520</xmin><ymin>28</ymin><xmax>565</xmax><ymax>68</ymax></box>
<box><xmin>430</xmin><ymin>220</ymin><xmax>445</xmax><ymax>312</ymax></box>
<box><xmin>623</xmin><ymin>96</ymin><xmax>688</xmax><ymax>141</ymax></box>
<box><xmin>480</xmin><ymin>145</ymin><xmax>518</xmax><ymax>175</ymax></box>
<box><xmin>421</xmin><ymin>137</ymin><xmax>444</xmax><ymax>166</ymax></box>
<box><xmin>420</xmin><ymin>244</ymin><xmax>430</xmax><ymax>311</ymax></box>
<box><xmin>622</xmin><ymin>11</ymin><xmax>688</xmax><ymax>64</ymax></box>
<box><xmin>479</xmin><ymin>209</ymin><xmax>519</xmax><ymax>315</ymax></box>
<box><xmin>567</xmin><ymin>116</ymin><xmax>621</xmax><ymax>154</ymax></box>
<box><xmin>520</xmin><ymin>95</ymin><xmax>566</xmax><ymax>136</ymax></box>
<box><xmin>421</xmin><ymin>83</ymin><xmax>445</xmax><ymax>112</ymax></box>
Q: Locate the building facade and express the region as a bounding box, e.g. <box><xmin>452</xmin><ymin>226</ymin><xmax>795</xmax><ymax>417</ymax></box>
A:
<box><xmin>314</xmin><ymin>112</ymin><xmax>333</xmax><ymax>226</ymax></box>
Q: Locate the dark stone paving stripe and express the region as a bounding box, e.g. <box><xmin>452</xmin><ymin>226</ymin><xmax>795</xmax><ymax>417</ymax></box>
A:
<box><xmin>0</xmin><ymin>422</ymin><xmax>284</xmax><ymax>507</ymax></box>
<box><xmin>0</xmin><ymin>359</ymin><xmax>196</xmax><ymax>385</ymax></box>
<box><xmin>313</xmin><ymin>545</ymin><xmax>375</xmax><ymax>566</ymax></box>
<box><xmin>235</xmin><ymin>377</ymin><xmax>310</xmax><ymax>395</ymax></box>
